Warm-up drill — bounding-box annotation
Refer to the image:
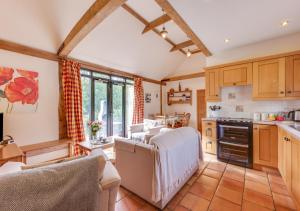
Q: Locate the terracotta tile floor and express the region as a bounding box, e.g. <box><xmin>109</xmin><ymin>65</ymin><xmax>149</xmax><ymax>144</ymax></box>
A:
<box><xmin>115</xmin><ymin>153</ymin><xmax>298</xmax><ymax>211</ymax></box>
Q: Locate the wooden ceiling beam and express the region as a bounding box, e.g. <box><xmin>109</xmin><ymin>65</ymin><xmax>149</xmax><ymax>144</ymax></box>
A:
<box><xmin>57</xmin><ymin>0</ymin><xmax>127</xmax><ymax>56</ymax></box>
<box><xmin>170</xmin><ymin>40</ymin><xmax>194</xmax><ymax>52</ymax></box>
<box><xmin>142</xmin><ymin>14</ymin><xmax>171</xmax><ymax>34</ymax></box>
<box><xmin>0</xmin><ymin>39</ymin><xmax>59</xmax><ymax>61</ymax></box>
<box><xmin>155</xmin><ymin>0</ymin><xmax>212</xmax><ymax>56</ymax></box>
<box><xmin>122</xmin><ymin>4</ymin><xmax>186</xmax><ymax>56</ymax></box>
<box><xmin>191</xmin><ymin>49</ymin><xmax>202</xmax><ymax>54</ymax></box>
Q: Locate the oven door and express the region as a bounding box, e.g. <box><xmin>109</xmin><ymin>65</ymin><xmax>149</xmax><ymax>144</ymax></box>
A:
<box><xmin>217</xmin><ymin>124</ymin><xmax>251</xmax><ymax>167</ymax></box>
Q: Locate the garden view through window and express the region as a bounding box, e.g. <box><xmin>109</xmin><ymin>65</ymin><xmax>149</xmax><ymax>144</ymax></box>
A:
<box><xmin>81</xmin><ymin>69</ymin><xmax>134</xmax><ymax>139</ymax></box>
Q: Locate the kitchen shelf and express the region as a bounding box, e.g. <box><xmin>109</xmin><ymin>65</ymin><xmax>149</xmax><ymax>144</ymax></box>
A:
<box><xmin>167</xmin><ymin>89</ymin><xmax>192</xmax><ymax>105</ymax></box>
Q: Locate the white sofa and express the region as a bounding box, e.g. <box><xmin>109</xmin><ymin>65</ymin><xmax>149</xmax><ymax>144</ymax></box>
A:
<box><xmin>0</xmin><ymin>151</ymin><xmax>120</xmax><ymax>211</ymax></box>
<box><xmin>128</xmin><ymin>119</ymin><xmax>165</xmax><ymax>143</ymax></box>
<box><xmin>115</xmin><ymin>127</ymin><xmax>203</xmax><ymax>209</ymax></box>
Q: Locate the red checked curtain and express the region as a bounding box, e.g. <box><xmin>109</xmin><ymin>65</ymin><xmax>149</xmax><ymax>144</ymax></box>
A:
<box><xmin>61</xmin><ymin>59</ymin><xmax>85</xmax><ymax>155</ymax></box>
<box><xmin>132</xmin><ymin>78</ymin><xmax>144</xmax><ymax>124</ymax></box>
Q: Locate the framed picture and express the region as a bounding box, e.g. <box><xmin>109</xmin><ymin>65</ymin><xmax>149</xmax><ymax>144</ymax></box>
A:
<box><xmin>145</xmin><ymin>93</ymin><xmax>151</xmax><ymax>103</ymax></box>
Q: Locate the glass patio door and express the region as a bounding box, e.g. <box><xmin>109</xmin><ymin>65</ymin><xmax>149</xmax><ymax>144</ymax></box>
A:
<box><xmin>94</xmin><ymin>79</ymin><xmax>108</xmax><ymax>137</ymax></box>
<box><xmin>111</xmin><ymin>83</ymin><xmax>125</xmax><ymax>136</ymax></box>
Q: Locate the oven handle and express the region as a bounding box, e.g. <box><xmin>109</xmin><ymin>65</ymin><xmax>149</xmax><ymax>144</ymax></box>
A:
<box><xmin>219</xmin><ymin>141</ymin><xmax>249</xmax><ymax>148</ymax></box>
<box><xmin>218</xmin><ymin>125</ymin><xmax>249</xmax><ymax>130</ymax></box>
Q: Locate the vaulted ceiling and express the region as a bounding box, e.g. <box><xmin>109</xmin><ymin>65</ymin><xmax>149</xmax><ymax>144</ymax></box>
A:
<box><xmin>0</xmin><ymin>0</ymin><xmax>300</xmax><ymax>80</ymax></box>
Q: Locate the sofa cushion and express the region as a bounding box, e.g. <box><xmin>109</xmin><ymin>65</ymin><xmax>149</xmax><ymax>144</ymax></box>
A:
<box><xmin>0</xmin><ymin>162</ymin><xmax>24</xmax><ymax>175</ymax></box>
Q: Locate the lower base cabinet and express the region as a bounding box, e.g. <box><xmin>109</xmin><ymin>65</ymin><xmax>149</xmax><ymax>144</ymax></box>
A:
<box><xmin>278</xmin><ymin>127</ymin><xmax>300</xmax><ymax>205</ymax></box>
<box><xmin>202</xmin><ymin>138</ymin><xmax>216</xmax><ymax>154</ymax></box>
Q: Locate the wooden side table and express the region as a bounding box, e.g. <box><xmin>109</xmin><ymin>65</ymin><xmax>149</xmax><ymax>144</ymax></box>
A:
<box><xmin>77</xmin><ymin>137</ymin><xmax>115</xmax><ymax>161</ymax></box>
<box><xmin>0</xmin><ymin>143</ymin><xmax>24</xmax><ymax>166</ymax></box>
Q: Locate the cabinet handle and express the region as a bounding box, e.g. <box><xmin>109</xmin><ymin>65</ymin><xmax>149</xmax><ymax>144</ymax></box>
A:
<box><xmin>280</xmin><ymin>91</ymin><xmax>285</xmax><ymax>94</ymax></box>
<box><xmin>233</xmin><ymin>83</ymin><xmax>236</xmax><ymax>86</ymax></box>
<box><xmin>287</xmin><ymin>91</ymin><xmax>292</xmax><ymax>94</ymax></box>
<box><xmin>216</xmin><ymin>94</ymin><xmax>218</xmax><ymax>97</ymax></box>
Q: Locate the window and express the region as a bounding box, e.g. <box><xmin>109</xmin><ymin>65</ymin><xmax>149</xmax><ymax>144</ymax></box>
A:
<box><xmin>81</xmin><ymin>69</ymin><xmax>134</xmax><ymax>139</ymax></box>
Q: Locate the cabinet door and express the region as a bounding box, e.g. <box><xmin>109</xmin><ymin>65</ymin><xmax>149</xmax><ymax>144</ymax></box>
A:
<box><xmin>253</xmin><ymin>124</ymin><xmax>278</xmax><ymax>168</ymax></box>
<box><xmin>284</xmin><ymin>134</ymin><xmax>292</xmax><ymax>189</ymax></box>
<box><xmin>220</xmin><ymin>63</ymin><xmax>252</xmax><ymax>86</ymax></box>
<box><xmin>291</xmin><ymin>138</ymin><xmax>300</xmax><ymax>203</ymax></box>
<box><xmin>205</xmin><ymin>69</ymin><xmax>220</xmax><ymax>101</ymax></box>
<box><xmin>202</xmin><ymin>121</ymin><xmax>216</xmax><ymax>139</ymax></box>
<box><xmin>286</xmin><ymin>55</ymin><xmax>300</xmax><ymax>97</ymax></box>
<box><xmin>253</xmin><ymin>58</ymin><xmax>286</xmax><ymax>99</ymax></box>
<box><xmin>278</xmin><ymin>127</ymin><xmax>286</xmax><ymax>177</ymax></box>
<box><xmin>202</xmin><ymin>138</ymin><xmax>216</xmax><ymax>154</ymax></box>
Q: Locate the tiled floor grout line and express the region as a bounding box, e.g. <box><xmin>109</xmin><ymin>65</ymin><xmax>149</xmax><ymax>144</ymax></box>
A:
<box><xmin>267</xmin><ymin>172</ymin><xmax>277</xmax><ymax>211</ymax></box>
<box><xmin>241</xmin><ymin>166</ymin><xmax>246</xmax><ymax>211</ymax></box>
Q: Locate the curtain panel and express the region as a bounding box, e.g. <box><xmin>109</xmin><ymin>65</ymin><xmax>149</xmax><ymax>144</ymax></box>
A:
<box><xmin>132</xmin><ymin>78</ymin><xmax>144</xmax><ymax>124</ymax></box>
<box><xmin>61</xmin><ymin>59</ymin><xmax>85</xmax><ymax>155</ymax></box>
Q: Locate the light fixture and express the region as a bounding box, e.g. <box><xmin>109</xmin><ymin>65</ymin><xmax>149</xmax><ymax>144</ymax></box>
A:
<box><xmin>186</xmin><ymin>49</ymin><xmax>192</xmax><ymax>57</ymax></box>
<box><xmin>224</xmin><ymin>38</ymin><xmax>230</xmax><ymax>43</ymax></box>
<box><xmin>160</xmin><ymin>26</ymin><xmax>168</xmax><ymax>38</ymax></box>
<box><xmin>281</xmin><ymin>20</ymin><xmax>289</xmax><ymax>27</ymax></box>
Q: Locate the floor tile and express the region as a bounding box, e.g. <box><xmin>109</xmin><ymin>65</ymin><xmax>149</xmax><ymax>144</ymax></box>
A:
<box><xmin>270</xmin><ymin>182</ymin><xmax>290</xmax><ymax>196</ymax></box>
<box><xmin>272</xmin><ymin>192</ymin><xmax>297</xmax><ymax>210</ymax></box>
<box><xmin>180</xmin><ymin>193</ymin><xmax>210</xmax><ymax>211</ymax></box>
<box><xmin>268</xmin><ymin>174</ymin><xmax>286</xmax><ymax>186</ymax></box>
<box><xmin>189</xmin><ymin>181</ymin><xmax>216</xmax><ymax>200</ymax></box>
<box><xmin>178</xmin><ymin>184</ymin><xmax>191</xmax><ymax>196</ymax></box>
<box><xmin>246</xmin><ymin>168</ymin><xmax>267</xmax><ymax>177</ymax></box>
<box><xmin>207</xmin><ymin>161</ymin><xmax>227</xmax><ymax>172</ymax></box>
<box><xmin>223</xmin><ymin>169</ymin><xmax>244</xmax><ymax>182</ymax></box>
<box><xmin>197</xmin><ymin>174</ymin><xmax>219</xmax><ymax>188</ymax></box>
<box><xmin>174</xmin><ymin>205</ymin><xmax>190</xmax><ymax>211</ymax></box>
<box><xmin>219</xmin><ymin>177</ymin><xmax>244</xmax><ymax>193</ymax></box>
<box><xmin>226</xmin><ymin>163</ymin><xmax>246</xmax><ymax>174</ymax></box>
<box><xmin>242</xmin><ymin>200</ymin><xmax>272</xmax><ymax>211</ymax></box>
<box><xmin>246</xmin><ymin>171</ymin><xmax>269</xmax><ymax>185</ymax></box>
<box><xmin>187</xmin><ymin>175</ymin><xmax>198</xmax><ymax>185</ymax></box>
<box><xmin>167</xmin><ymin>193</ymin><xmax>183</xmax><ymax>210</ymax></box>
<box><xmin>138</xmin><ymin>204</ymin><xmax>157</xmax><ymax>211</ymax></box>
<box><xmin>203</xmin><ymin>168</ymin><xmax>223</xmax><ymax>180</ymax></box>
<box><xmin>209</xmin><ymin>196</ymin><xmax>241</xmax><ymax>211</ymax></box>
<box><xmin>243</xmin><ymin>189</ymin><xmax>275</xmax><ymax>210</ymax></box>
<box><xmin>215</xmin><ymin>186</ymin><xmax>243</xmax><ymax>205</ymax></box>
<box><xmin>245</xmin><ymin>179</ymin><xmax>272</xmax><ymax>196</ymax></box>
<box><xmin>115</xmin><ymin>196</ymin><xmax>145</xmax><ymax>211</ymax></box>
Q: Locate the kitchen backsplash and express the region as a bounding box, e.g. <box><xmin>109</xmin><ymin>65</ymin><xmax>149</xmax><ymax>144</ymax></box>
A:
<box><xmin>207</xmin><ymin>86</ymin><xmax>300</xmax><ymax>119</ymax></box>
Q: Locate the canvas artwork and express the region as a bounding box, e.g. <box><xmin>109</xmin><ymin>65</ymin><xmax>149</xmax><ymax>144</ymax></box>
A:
<box><xmin>145</xmin><ymin>93</ymin><xmax>151</xmax><ymax>103</ymax></box>
<box><xmin>0</xmin><ymin>66</ymin><xmax>39</xmax><ymax>113</ymax></box>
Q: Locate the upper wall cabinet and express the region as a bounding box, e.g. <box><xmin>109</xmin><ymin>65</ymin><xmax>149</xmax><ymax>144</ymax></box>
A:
<box><xmin>219</xmin><ymin>63</ymin><xmax>252</xmax><ymax>87</ymax></box>
<box><xmin>252</xmin><ymin>58</ymin><xmax>286</xmax><ymax>99</ymax></box>
<box><xmin>205</xmin><ymin>69</ymin><xmax>220</xmax><ymax>101</ymax></box>
<box><xmin>286</xmin><ymin>55</ymin><xmax>300</xmax><ymax>97</ymax></box>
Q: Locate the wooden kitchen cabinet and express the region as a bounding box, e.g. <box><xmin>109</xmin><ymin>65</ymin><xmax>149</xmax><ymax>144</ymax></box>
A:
<box><xmin>278</xmin><ymin>127</ymin><xmax>300</xmax><ymax>204</ymax></box>
<box><xmin>202</xmin><ymin>120</ymin><xmax>217</xmax><ymax>154</ymax></box>
<box><xmin>253</xmin><ymin>124</ymin><xmax>278</xmax><ymax>168</ymax></box>
<box><xmin>205</xmin><ymin>69</ymin><xmax>220</xmax><ymax>101</ymax></box>
<box><xmin>286</xmin><ymin>55</ymin><xmax>300</xmax><ymax>97</ymax></box>
<box><xmin>219</xmin><ymin>63</ymin><xmax>252</xmax><ymax>86</ymax></box>
<box><xmin>252</xmin><ymin>58</ymin><xmax>286</xmax><ymax>99</ymax></box>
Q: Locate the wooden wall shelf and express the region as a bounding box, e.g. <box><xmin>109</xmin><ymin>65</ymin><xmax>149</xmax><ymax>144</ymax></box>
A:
<box><xmin>167</xmin><ymin>89</ymin><xmax>192</xmax><ymax>105</ymax></box>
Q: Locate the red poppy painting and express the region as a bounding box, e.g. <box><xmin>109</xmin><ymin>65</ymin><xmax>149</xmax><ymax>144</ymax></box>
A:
<box><xmin>0</xmin><ymin>66</ymin><xmax>39</xmax><ymax>113</ymax></box>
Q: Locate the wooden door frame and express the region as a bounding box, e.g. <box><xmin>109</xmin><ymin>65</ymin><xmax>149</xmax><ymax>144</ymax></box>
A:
<box><xmin>197</xmin><ymin>89</ymin><xmax>206</xmax><ymax>132</ymax></box>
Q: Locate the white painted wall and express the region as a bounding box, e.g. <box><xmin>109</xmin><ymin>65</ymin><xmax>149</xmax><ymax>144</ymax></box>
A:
<box><xmin>206</xmin><ymin>32</ymin><xmax>300</xmax><ymax>67</ymax></box>
<box><xmin>207</xmin><ymin>86</ymin><xmax>300</xmax><ymax>119</ymax></box>
<box><xmin>143</xmin><ymin>81</ymin><xmax>161</xmax><ymax>118</ymax></box>
<box><xmin>0</xmin><ymin>50</ymin><xmax>59</xmax><ymax>146</ymax></box>
<box><xmin>164</xmin><ymin>77</ymin><xmax>205</xmax><ymax>128</ymax></box>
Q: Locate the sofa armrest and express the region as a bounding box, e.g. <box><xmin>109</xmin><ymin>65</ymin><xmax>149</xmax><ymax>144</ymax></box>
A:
<box><xmin>128</xmin><ymin>124</ymin><xmax>144</xmax><ymax>133</ymax></box>
<box><xmin>100</xmin><ymin>161</ymin><xmax>121</xmax><ymax>190</ymax></box>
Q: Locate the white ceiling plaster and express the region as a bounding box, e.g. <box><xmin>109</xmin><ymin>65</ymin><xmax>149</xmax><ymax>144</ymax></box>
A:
<box><xmin>169</xmin><ymin>0</ymin><xmax>300</xmax><ymax>53</ymax></box>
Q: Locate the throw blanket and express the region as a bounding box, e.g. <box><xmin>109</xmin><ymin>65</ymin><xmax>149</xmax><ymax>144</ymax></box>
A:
<box><xmin>151</xmin><ymin>127</ymin><xmax>203</xmax><ymax>202</ymax></box>
<box><xmin>0</xmin><ymin>155</ymin><xmax>101</xmax><ymax>211</ymax></box>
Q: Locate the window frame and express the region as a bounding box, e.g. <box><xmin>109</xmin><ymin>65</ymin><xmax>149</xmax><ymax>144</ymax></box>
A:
<box><xmin>81</xmin><ymin>68</ymin><xmax>133</xmax><ymax>137</ymax></box>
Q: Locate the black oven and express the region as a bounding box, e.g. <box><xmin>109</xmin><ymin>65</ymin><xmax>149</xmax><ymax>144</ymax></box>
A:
<box><xmin>217</xmin><ymin>119</ymin><xmax>253</xmax><ymax>168</ymax></box>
